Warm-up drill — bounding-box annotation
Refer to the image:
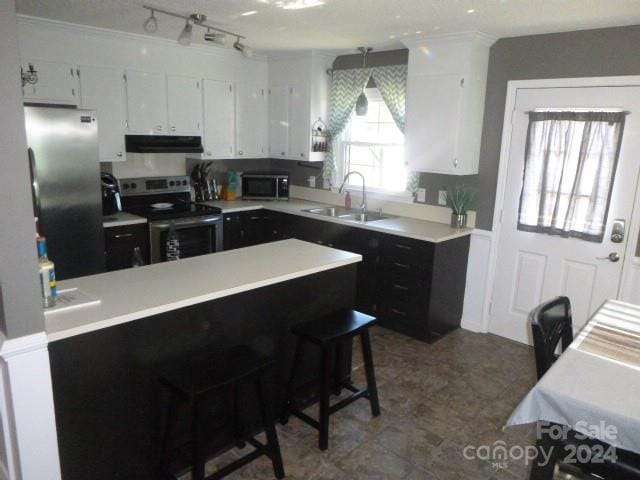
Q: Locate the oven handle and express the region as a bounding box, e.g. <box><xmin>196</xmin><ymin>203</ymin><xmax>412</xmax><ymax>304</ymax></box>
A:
<box><xmin>149</xmin><ymin>216</ymin><xmax>222</xmax><ymax>230</ymax></box>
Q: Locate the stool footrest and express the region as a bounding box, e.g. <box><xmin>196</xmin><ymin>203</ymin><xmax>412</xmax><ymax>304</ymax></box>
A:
<box><xmin>329</xmin><ymin>388</ymin><xmax>368</xmax><ymax>415</ymax></box>
<box><xmin>206</xmin><ymin>443</ymin><xmax>265</xmax><ymax>480</ymax></box>
<box><xmin>291</xmin><ymin>410</ymin><xmax>321</xmax><ymax>430</ymax></box>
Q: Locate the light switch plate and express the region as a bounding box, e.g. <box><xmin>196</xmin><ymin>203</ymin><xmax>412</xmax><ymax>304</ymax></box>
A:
<box><xmin>415</xmin><ymin>188</ymin><xmax>426</xmax><ymax>203</ymax></box>
<box><xmin>438</xmin><ymin>190</ymin><xmax>448</xmax><ymax>206</ymax></box>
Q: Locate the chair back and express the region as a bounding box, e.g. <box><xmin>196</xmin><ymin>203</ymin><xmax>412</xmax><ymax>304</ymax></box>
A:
<box><xmin>530</xmin><ymin>296</ymin><xmax>573</xmax><ymax>379</ymax></box>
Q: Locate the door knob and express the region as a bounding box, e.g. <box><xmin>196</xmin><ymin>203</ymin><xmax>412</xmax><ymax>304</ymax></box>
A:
<box><xmin>597</xmin><ymin>252</ymin><xmax>620</xmax><ymax>262</ymax></box>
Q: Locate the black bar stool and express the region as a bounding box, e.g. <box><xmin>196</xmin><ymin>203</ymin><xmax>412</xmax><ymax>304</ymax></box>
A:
<box><xmin>281</xmin><ymin>309</ymin><xmax>380</xmax><ymax>450</ymax></box>
<box><xmin>158</xmin><ymin>345</ymin><xmax>285</xmax><ymax>480</ymax></box>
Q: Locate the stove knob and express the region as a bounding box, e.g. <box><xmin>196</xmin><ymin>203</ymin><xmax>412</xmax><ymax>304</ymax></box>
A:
<box><xmin>169</xmin><ymin>181</ymin><xmax>175</xmax><ymax>186</ymax></box>
<box><xmin>131</xmin><ymin>182</ymin><xmax>137</xmax><ymax>189</ymax></box>
<box><xmin>123</xmin><ymin>183</ymin><xmax>129</xmax><ymax>189</ymax></box>
<box><xmin>182</xmin><ymin>180</ymin><xmax>188</xmax><ymax>186</ymax></box>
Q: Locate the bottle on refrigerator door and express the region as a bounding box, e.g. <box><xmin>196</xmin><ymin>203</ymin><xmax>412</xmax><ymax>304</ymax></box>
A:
<box><xmin>37</xmin><ymin>236</ymin><xmax>57</xmax><ymax>308</ymax></box>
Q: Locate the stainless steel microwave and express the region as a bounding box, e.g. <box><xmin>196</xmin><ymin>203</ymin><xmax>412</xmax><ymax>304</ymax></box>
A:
<box><xmin>241</xmin><ymin>172</ymin><xmax>290</xmax><ymax>200</ymax></box>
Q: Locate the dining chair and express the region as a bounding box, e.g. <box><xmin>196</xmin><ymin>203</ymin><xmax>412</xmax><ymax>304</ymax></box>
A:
<box><xmin>529</xmin><ymin>296</ymin><xmax>573</xmax><ymax>379</ymax></box>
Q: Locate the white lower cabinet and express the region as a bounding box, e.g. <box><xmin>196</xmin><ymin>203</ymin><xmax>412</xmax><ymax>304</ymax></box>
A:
<box><xmin>21</xmin><ymin>59</ymin><xmax>79</xmax><ymax>105</ymax></box>
<box><xmin>236</xmin><ymin>82</ymin><xmax>268</xmax><ymax>158</ymax></box>
<box><xmin>79</xmin><ymin>65</ymin><xmax>127</xmax><ymax>163</ymax></box>
<box><xmin>124</xmin><ymin>70</ymin><xmax>167</xmax><ymax>134</ymax></box>
<box><xmin>167</xmin><ymin>75</ymin><xmax>202</xmax><ymax>135</ymax></box>
<box><xmin>202</xmin><ymin>80</ymin><xmax>235</xmax><ymax>158</ymax></box>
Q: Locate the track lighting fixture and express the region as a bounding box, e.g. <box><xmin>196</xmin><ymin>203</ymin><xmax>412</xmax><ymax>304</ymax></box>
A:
<box><xmin>177</xmin><ymin>20</ymin><xmax>193</xmax><ymax>46</ymax></box>
<box><xmin>233</xmin><ymin>37</ymin><xmax>253</xmax><ymax>58</ymax></box>
<box><xmin>143</xmin><ymin>9</ymin><xmax>158</xmax><ymax>33</ymax></box>
<box><xmin>204</xmin><ymin>28</ymin><xmax>227</xmax><ymax>45</ymax></box>
<box><xmin>142</xmin><ymin>4</ymin><xmax>250</xmax><ymax>54</ymax></box>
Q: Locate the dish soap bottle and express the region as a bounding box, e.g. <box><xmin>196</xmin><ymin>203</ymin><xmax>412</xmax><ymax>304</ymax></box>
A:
<box><xmin>345</xmin><ymin>191</ymin><xmax>352</xmax><ymax>210</ymax></box>
<box><xmin>37</xmin><ymin>236</ymin><xmax>57</xmax><ymax>308</ymax></box>
<box><xmin>166</xmin><ymin>222</ymin><xmax>181</xmax><ymax>261</ymax></box>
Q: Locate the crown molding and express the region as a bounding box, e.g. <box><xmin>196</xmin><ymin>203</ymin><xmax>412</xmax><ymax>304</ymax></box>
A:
<box><xmin>16</xmin><ymin>14</ymin><xmax>268</xmax><ymax>62</ymax></box>
<box><xmin>402</xmin><ymin>31</ymin><xmax>497</xmax><ymax>48</ymax></box>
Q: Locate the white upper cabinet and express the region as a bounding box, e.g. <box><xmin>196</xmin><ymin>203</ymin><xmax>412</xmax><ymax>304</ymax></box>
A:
<box><xmin>124</xmin><ymin>70</ymin><xmax>167</xmax><ymax>134</ymax></box>
<box><xmin>167</xmin><ymin>75</ymin><xmax>202</xmax><ymax>135</ymax></box>
<box><xmin>236</xmin><ymin>82</ymin><xmax>268</xmax><ymax>158</ymax></box>
<box><xmin>79</xmin><ymin>65</ymin><xmax>127</xmax><ymax>163</ymax></box>
<box><xmin>404</xmin><ymin>33</ymin><xmax>494</xmax><ymax>175</ymax></box>
<box><xmin>288</xmin><ymin>83</ymin><xmax>311</xmax><ymax>160</ymax></box>
<box><xmin>202</xmin><ymin>80</ymin><xmax>235</xmax><ymax>159</ymax></box>
<box><xmin>267</xmin><ymin>52</ymin><xmax>333</xmax><ymax>162</ymax></box>
<box><xmin>21</xmin><ymin>59</ymin><xmax>79</xmax><ymax>105</ymax></box>
<box><xmin>269</xmin><ymin>85</ymin><xmax>289</xmax><ymax>158</ymax></box>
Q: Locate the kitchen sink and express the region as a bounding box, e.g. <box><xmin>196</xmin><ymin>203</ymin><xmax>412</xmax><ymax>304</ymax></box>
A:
<box><xmin>303</xmin><ymin>206</ymin><xmax>353</xmax><ymax>217</ymax></box>
<box><xmin>338</xmin><ymin>212</ymin><xmax>394</xmax><ymax>223</ymax></box>
<box><xmin>303</xmin><ymin>207</ymin><xmax>394</xmax><ymax>223</ymax></box>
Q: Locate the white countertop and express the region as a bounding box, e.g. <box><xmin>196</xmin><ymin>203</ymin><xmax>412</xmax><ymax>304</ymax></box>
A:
<box><xmin>201</xmin><ymin>199</ymin><xmax>472</xmax><ymax>243</ymax></box>
<box><xmin>45</xmin><ymin>239</ymin><xmax>361</xmax><ymax>342</ymax></box>
<box><xmin>103</xmin><ymin>211</ymin><xmax>147</xmax><ymax>228</ymax></box>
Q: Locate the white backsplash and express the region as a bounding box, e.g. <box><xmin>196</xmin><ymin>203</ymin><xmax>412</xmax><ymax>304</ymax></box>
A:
<box><xmin>111</xmin><ymin>153</ymin><xmax>187</xmax><ymax>178</ymax></box>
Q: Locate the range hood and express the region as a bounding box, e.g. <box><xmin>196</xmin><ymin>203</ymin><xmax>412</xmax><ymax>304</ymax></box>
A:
<box><xmin>125</xmin><ymin>135</ymin><xmax>204</xmax><ymax>154</ymax></box>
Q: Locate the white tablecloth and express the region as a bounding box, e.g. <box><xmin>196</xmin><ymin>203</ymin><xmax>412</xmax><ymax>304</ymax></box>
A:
<box><xmin>507</xmin><ymin>300</ymin><xmax>640</xmax><ymax>454</ymax></box>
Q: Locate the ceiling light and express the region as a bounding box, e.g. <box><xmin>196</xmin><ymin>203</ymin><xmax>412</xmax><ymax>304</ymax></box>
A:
<box><xmin>355</xmin><ymin>47</ymin><xmax>371</xmax><ymax>116</ymax></box>
<box><xmin>467</xmin><ymin>8</ymin><xmax>476</xmax><ymax>13</ymax></box>
<box><xmin>241</xmin><ymin>10</ymin><xmax>258</xmax><ymax>16</ymax></box>
<box><xmin>280</xmin><ymin>0</ymin><xmax>325</xmax><ymax>10</ymax></box>
<box><xmin>178</xmin><ymin>20</ymin><xmax>192</xmax><ymax>46</ymax></box>
<box><xmin>233</xmin><ymin>37</ymin><xmax>254</xmax><ymax>58</ymax></box>
<box><xmin>143</xmin><ymin>9</ymin><xmax>158</xmax><ymax>33</ymax></box>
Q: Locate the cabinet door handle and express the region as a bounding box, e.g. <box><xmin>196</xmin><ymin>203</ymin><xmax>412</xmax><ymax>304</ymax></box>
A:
<box><xmin>206</xmin><ymin>151</ymin><xmax>212</xmax><ymax>156</ymax></box>
<box><xmin>393</xmin><ymin>262</ymin><xmax>410</xmax><ymax>269</ymax></box>
<box><xmin>114</xmin><ymin>233</ymin><xmax>133</xmax><ymax>239</ymax></box>
<box><xmin>116</xmin><ymin>152</ymin><xmax>123</xmax><ymax>157</ymax></box>
<box><xmin>453</xmin><ymin>158</ymin><xmax>459</xmax><ymax>168</ymax></box>
<box><xmin>394</xmin><ymin>244</ymin><xmax>412</xmax><ymax>251</ymax></box>
<box><xmin>391</xmin><ymin>308</ymin><xmax>407</xmax><ymax>317</ymax></box>
<box><xmin>249</xmin><ymin>216</ymin><xmax>260</xmax><ymax>220</ymax></box>
<box><xmin>155</xmin><ymin>125</ymin><xmax>163</xmax><ymax>131</ymax></box>
<box><xmin>393</xmin><ymin>284</ymin><xmax>409</xmax><ymax>291</ymax></box>
<box><xmin>170</xmin><ymin>126</ymin><xmax>176</xmax><ymax>131</ymax></box>
<box><xmin>238</xmin><ymin>150</ymin><xmax>244</xmax><ymax>156</ymax></box>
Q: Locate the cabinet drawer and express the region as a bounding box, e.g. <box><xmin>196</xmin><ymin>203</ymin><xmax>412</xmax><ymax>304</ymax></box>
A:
<box><xmin>104</xmin><ymin>223</ymin><xmax>149</xmax><ymax>271</ymax></box>
<box><xmin>381</xmin><ymin>235</ymin><xmax>434</xmax><ymax>278</ymax></box>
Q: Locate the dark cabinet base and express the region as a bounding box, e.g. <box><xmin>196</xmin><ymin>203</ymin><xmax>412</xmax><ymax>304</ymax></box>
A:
<box><xmin>231</xmin><ymin>210</ymin><xmax>470</xmax><ymax>343</ymax></box>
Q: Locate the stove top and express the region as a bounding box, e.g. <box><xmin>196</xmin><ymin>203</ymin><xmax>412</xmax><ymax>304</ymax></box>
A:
<box><xmin>125</xmin><ymin>202</ymin><xmax>222</xmax><ymax>222</ymax></box>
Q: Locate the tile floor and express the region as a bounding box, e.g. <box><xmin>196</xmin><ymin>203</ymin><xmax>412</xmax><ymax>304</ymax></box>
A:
<box><xmin>190</xmin><ymin>327</ymin><xmax>539</xmax><ymax>480</ymax></box>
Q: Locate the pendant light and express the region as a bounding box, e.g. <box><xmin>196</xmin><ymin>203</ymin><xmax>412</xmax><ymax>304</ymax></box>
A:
<box><xmin>143</xmin><ymin>9</ymin><xmax>158</xmax><ymax>33</ymax></box>
<box><xmin>355</xmin><ymin>47</ymin><xmax>372</xmax><ymax>116</ymax></box>
<box><xmin>177</xmin><ymin>20</ymin><xmax>193</xmax><ymax>46</ymax></box>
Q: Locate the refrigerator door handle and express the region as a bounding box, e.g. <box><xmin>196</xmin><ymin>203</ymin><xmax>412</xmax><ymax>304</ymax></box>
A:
<box><xmin>27</xmin><ymin>147</ymin><xmax>42</xmax><ymax>223</ymax></box>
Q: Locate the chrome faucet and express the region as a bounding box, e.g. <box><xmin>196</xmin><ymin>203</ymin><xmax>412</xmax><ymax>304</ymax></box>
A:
<box><xmin>339</xmin><ymin>171</ymin><xmax>367</xmax><ymax>213</ymax></box>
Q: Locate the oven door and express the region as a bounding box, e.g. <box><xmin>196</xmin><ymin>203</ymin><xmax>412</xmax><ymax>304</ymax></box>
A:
<box><xmin>242</xmin><ymin>175</ymin><xmax>278</xmax><ymax>199</ymax></box>
<box><xmin>148</xmin><ymin>216</ymin><xmax>223</xmax><ymax>263</ymax></box>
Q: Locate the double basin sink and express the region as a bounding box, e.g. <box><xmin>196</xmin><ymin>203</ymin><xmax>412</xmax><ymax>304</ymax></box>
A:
<box><xmin>302</xmin><ymin>206</ymin><xmax>395</xmax><ymax>223</ymax></box>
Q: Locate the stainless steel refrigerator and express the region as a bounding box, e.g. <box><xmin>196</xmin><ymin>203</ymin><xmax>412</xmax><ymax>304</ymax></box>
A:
<box><xmin>25</xmin><ymin>106</ymin><xmax>105</xmax><ymax>280</ymax></box>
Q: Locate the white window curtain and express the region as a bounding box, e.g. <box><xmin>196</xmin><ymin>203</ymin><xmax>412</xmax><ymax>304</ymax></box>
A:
<box><xmin>518</xmin><ymin>111</ymin><xmax>626</xmax><ymax>243</ymax></box>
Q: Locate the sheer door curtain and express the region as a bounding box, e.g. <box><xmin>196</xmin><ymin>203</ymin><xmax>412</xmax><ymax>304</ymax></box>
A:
<box><xmin>518</xmin><ymin>111</ymin><xmax>627</xmax><ymax>243</ymax></box>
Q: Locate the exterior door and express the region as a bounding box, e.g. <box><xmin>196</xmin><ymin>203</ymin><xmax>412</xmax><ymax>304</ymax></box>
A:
<box><xmin>489</xmin><ymin>86</ymin><xmax>640</xmax><ymax>343</ymax></box>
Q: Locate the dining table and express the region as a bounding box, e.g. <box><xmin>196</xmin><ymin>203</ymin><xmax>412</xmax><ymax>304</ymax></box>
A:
<box><xmin>506</xmin><ymin>299</ymin><xmax>640</xmax><ymax>479</ymax></box>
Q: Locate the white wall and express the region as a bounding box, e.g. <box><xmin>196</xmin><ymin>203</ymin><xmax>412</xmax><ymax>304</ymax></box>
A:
<box><xmin>16</xmin><ymin>15</ymin><xmax>269</xmax><ymax>178</ymax></box>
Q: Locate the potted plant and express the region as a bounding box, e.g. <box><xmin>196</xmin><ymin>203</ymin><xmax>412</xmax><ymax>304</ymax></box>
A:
<box><xmin>446</xmin><ymin>185</ymin><xmax>475</xmax><ymax>228</ymax></box>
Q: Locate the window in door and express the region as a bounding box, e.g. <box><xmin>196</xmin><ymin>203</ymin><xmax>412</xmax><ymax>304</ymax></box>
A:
<box><xmin>518</xmin><ymin>110</ymin><xmax>626</xmax><ymax>242</ymax></box>
<box><xmin>341</xmin><ymin>88</ymin><xmax>406</xmax><ymax>193</ymax></box>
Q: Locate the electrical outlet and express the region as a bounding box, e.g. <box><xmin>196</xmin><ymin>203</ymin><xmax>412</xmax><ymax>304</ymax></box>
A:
<box><xmin>438</xmin><ymin>190</ymin><xmax>448</xmax><ymax>206</ymax></box>
<box><xmin>415</xmin><ymin>188</ymin><xmax>426</xmax><ymax>203</ymax></box>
